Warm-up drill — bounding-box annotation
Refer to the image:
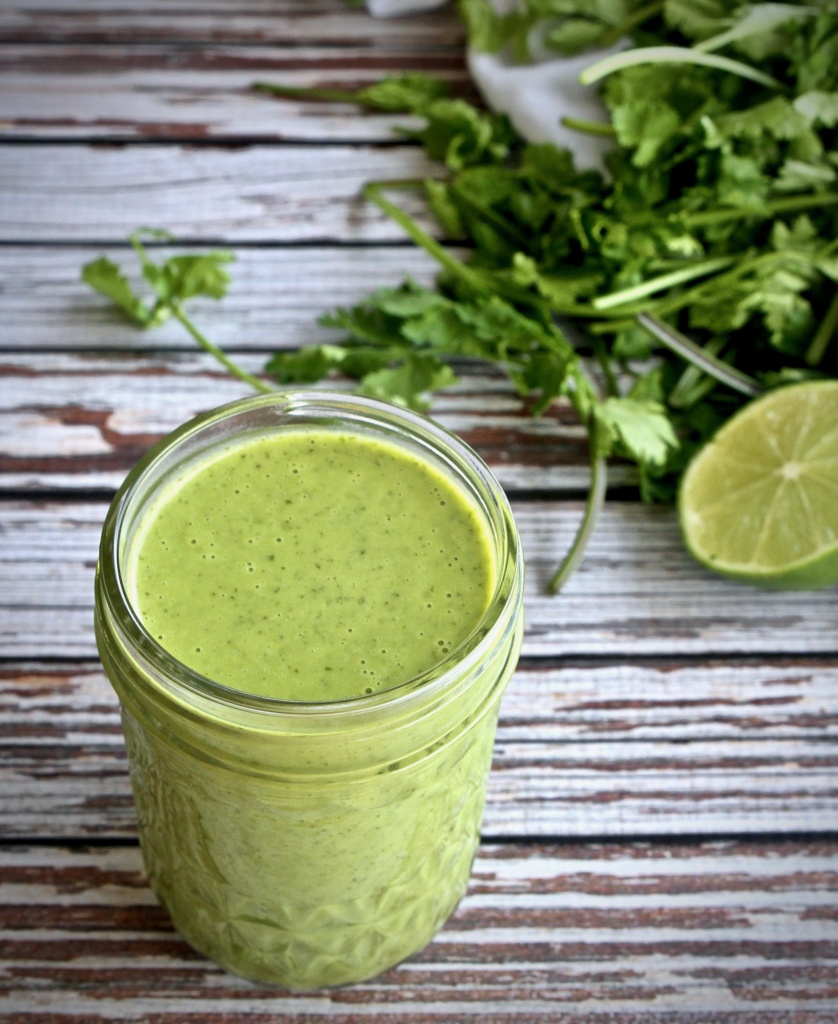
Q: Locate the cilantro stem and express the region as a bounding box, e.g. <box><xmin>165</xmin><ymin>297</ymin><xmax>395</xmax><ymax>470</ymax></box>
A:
<box><xmin>363</xmin><ymin>178</ymin><xmax>536</xmax><ymax>258</ymax></box>
<box><xmin>680</xmin><ymin>192</ymin><xmax>838</xmax><ymax>227</ymax></box>
<box><xmin>588</xmin><ymin>249</ymin><xmax>787</xmax><ymax>332</ymax></box>
<box><xmin>252</xmin><ymin>82</ymin><xmax>368</xmax><ymax>105</ymax></box>
<box><xmin>806</xmin><ymin>288</ymin><xmax>838</xmax><ymax>367</ymax></box>
<box><xmin>637</xmin><ymin>313</ymin><xmax>763</xmax><ymax>397</ymax></box>
<box><xmin>588</xmin><ymin>335</ymin><xmax>620</xmax><ymax>396</ymax></box>
<box><xmin>599</xmin><ymin>0</ymin><xmax>665</xmax><ymax>47</ymax></box>
<box><xmin>668</xmin><ymin>335</ymin><xmax>726</xmax><ymax>408</ymax></box>
<box><xmin>363</xmin><ymin>181</ymin><xmax>490</xmax><ymax>296</ymax></box>
<box><xmin>368</xmin><ymin>178</ymin><xmax>427</xmax><ymax>190</ymax></box>
<box><xmin>560</xmin><ymin>116</ymin><xmax>617</xmax><ymax>138</ymax></box>
<box><xmin>548</xmin><ymin>421</ymin><xmax>607</xmax><ymax>594</ymax></box>
<box><xmin>171</xmin><ymin>304</ymin><xmax>275</xmax><ymax>394</ymax></box>
<box><xmin>592</xmin><ymin>255</ymin><xmax>736</xmax><ymax>310</ymax></box>
<box><xmin>579</xmin><ymin>45</ymin><xmax>784</xmax><ymax>91</ymax></box>
<box><xmin>695</xmin><ymin>5</ymin><xmax>819</xmax><ymax>54</ymax></box>
<box><xmin>450</xmin><ymin>180</ymin><xmax>533</xmax><ymax>250</ymax></box>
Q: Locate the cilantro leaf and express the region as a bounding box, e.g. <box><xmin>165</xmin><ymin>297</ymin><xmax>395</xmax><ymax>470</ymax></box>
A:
<box><xmin>81</xmin><ymin>257</ymin><xmax>150</xmax><ymax>325</ymax></box>
<box><xmin>83</xmin><ymin>234</ymin><xmax>270</xmax><ymax>395</ymax></box>
<box><xmin>510</xmin><ymin>350</ymin><xmax>574</xmax><ymax>416</ymax></box>
<box><xmin>794</xmin><ymin>90</ymin><xmax>838</xmax><ymax>127</ymax></box>
<box><xmin>399</xmin><ymin>99</ymin><xmax>518</xmax><ymax>171</ymax></box>
<box><xmin>143</xmin><ymin>252</ymin><xmax>234</xmax><ymax>305</ymax></box>
<box><xmin>594</xmin><ymin>397</ymin><xmax>679</xmax><ymax>468</ymax></box>
<box><xmin>356</xmin><ymin>73</ymin><xmax>451</xmax><ymax>113</ymax></box>
<box><xmin>359</xmin><ymin>352</ymin><xmax>458</xmax><ymax>411</ymax></box>
<box><xmin>265</xmin><ymin>344</ymin><xmax>350</xmax><ymax>384</ymax></box>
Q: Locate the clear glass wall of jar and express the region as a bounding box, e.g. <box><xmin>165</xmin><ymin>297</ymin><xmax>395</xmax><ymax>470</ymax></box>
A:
<box><xmin>94</xmin><ymin>391</ymin><xmax>524</xmax><ymax>989</ymax></box>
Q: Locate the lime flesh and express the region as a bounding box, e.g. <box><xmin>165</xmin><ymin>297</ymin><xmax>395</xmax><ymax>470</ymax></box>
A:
<box><xmin>678</xmin><ymin>380</ymin><xmax>838</xmax><ymax>590</ymax></box>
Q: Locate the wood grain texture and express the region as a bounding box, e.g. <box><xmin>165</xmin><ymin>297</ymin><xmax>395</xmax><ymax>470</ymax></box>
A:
<box><xmin>0</xmin><ymin>1</ymin><xmax>465</xmax><ymax>47</ymax></box>
<box><xmin>0</xmin><ymin>245</ymin><xmax>448</xmax><ymax>353</ymax></box>
<box><xmin>0</xmin><ymin>841</ymin><xmax>836</xmax><ymax>1021</ymax></box>
<box><xmin>0</xmin><ymin>46</ymin><xmax>471</xmax><ymax>143</ymax></box>
<box><xmin>2</xmin><ymin>659</ymin><xmax>837</xmax><ymax>840</ymax></box>
<box><xmin>0</xmin><ymin>352</ymin><xmax>610</xmax><ymax>494</ymax></box>
<box><xmin>0</xmin><ymin>145</ymin><xmax>442</xmax><ymax>242</ymax></box>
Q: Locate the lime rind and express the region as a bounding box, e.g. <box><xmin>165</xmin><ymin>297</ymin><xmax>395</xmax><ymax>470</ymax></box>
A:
<box><xmin>678</xmin><ymin>380</ymin><xmax>838</xmax><ymax>590</ymax></box>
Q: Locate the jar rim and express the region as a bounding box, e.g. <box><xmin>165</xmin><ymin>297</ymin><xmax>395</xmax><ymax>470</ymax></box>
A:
<box><xmin>98</xmin><ymin>390</ymin><xmax>523</xmax><ymax>719</ymax></box>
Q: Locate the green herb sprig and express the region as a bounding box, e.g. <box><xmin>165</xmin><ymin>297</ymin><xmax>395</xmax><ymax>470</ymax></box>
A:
<box><xmin>82</xmin><ymin>231</ymin><xmax>272</xmax><ymax>395</ymax></box>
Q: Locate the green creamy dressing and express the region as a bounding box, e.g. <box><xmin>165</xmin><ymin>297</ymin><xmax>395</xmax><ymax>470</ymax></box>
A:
<box><xmin>127</xmin><ymin>429</ymin><xmax>495</xmax><ymax>701</ymax></box>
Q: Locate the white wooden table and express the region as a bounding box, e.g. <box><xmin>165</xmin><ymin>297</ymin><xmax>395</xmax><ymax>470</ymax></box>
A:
<box><xmin>1</xmin><ymin>3</ymin><xmax>837</xmax><ymax>1020</ymax></box>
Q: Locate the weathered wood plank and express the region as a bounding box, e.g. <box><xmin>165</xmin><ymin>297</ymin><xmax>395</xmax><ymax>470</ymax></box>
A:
<box><xmin>503</xmin><ymin>659</ymin><xmax>838</xmax><ymax>740</ymax></box>
<box><xmin>0</xmin><ymin>1</ymin><xmax>465</xmax><ymax>47</ymax></box>
<box><xmin>0</xmin><ymin>246</ymin><xmax>449</xmax><ymax>353</ymax></box>
<box><xmin>0</xmin><ymin>46</ymin><xmax>470</xmax><ymax>142</ymax></box>
<box><xmin>0</xmin><ymin>353</ymin><xmax>609</xmax><ymax>493</ymax></box>
<box><xmin>5</xmin><ymin>658</ymin><xmax>837</xmax><ymax>747</ymax></box>
<box><xmin>0</xmin><ymin>841</ymin><xmax>836</xmax><ymax>1020</ymax></box>
<box><xmin>3</xmin><ymin>500</ymin><xmax>837</xmax><ymax>661</ymax></box>
<box><xmin>2</xmin><ymin>658</ymin><xmax>837</xmax><ymax>840</ymax></box>
<box><xmin>0</xmin><ymin>145</ymin><xmax>442</xmax><ymax>243</ymax></box>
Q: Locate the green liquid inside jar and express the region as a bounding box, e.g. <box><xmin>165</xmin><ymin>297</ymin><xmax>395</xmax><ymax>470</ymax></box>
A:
<box><xmin>127</xmin><ymin>430</ymin><xmax>494</xmax><ymax>702</ymax></box>
<box><xmin>95</xmin><ymin>392</ymin><xmax>523</xmax><ymax>990</ymax></box>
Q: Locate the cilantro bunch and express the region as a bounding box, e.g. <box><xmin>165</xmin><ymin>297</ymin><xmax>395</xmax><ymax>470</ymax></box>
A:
<box><xmin>84</xmin><ymin>2</ymin><xmax>838</xmax><ymax>591</ymax></box>
<box><xmin>258</xmin><ymin>1</ymin><xmax>837</xmax><ymax>519</ymax></box>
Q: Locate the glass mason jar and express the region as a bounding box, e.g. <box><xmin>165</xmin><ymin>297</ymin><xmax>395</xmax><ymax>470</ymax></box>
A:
<box><xmin>94</xmin><ymin>391</ymin><xmax>524</xmax><ymax>990</ymax></box>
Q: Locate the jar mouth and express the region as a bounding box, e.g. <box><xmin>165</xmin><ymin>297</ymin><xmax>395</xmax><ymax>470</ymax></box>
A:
<box><xmin>99</xmin><ymin>390</ymin><xmax>523</xmax><ymax>718</ymax></box>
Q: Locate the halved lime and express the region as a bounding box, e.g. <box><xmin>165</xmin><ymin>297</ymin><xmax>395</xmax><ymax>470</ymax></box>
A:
<box><xmin>678</xmin><ymin>380</ymin><xmax>838</xmax><ymax>590</ymax></box>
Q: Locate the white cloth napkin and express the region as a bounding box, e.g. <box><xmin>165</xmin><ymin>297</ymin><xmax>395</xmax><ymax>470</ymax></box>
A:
<box><xmin>365</xmin><ymin>0</ymin><xmax>614</xmax><ymax>167</ymax></box>
<box><xmin>467</xmin><ymin>45</ymin><xmax>616</xmax><ymax>168</ymax></box>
